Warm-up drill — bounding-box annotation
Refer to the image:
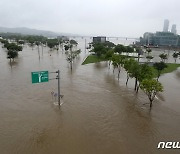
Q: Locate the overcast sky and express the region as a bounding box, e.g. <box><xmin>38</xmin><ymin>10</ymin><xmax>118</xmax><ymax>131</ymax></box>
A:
<box><xmin>0</xmin><ymin>0</ymin><xmax>179</xmax><ymax>37</ymax></box>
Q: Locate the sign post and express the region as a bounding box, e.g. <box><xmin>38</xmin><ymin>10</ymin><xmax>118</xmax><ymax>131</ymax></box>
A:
<box><xmin>31</xmin><ymin>71</ymin><xmax>49</xmax><ymax>84</ymax></box>
<box><xmin>31</xmin><ymin>70</ymin><xmax>62</xmax><ymax>107</ymax></box>
<box><xmin>56</xmin><ymin>70</ymin><xmax>60</xmax><ymax>106</ymax></box>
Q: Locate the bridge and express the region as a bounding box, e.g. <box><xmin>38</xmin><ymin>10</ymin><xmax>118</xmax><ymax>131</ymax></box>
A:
<box><xmin>67</xmin><ymin>35</ymin><xmax>139</xmax><ymax>41</ymax></box>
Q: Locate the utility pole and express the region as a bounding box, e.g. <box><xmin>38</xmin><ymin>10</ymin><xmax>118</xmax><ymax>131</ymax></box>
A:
<box><xmin>85</xmin><ymin>39</ymin><xmax>86</xmax><ymax>52</ymax></box>
<box><xmin>56</xmin><ymin>70</ymin><xmax>60</xmax><ymax>106</ymax></box>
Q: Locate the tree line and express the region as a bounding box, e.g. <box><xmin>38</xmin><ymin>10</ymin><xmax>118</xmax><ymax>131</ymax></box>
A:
<box><xmin>90</xmin><ymin>42</ymin><xmax>170</xmax><ymax>108</ymax></box>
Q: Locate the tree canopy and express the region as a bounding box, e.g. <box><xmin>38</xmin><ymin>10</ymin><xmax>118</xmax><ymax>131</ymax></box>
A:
<box><xmin>140</xmin><ymin>79</ymin><xmax>163</xmax><ymax>108</ymax></box>
<box><xmin>153</xmin><ymin>62</ymin><xmax>167</xmax><ymax>80</ymax></box>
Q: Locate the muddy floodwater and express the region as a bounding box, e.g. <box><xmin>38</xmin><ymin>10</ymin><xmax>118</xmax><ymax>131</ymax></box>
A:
<box><xmin>0</xmin><ymin>38</ymin><xmax>180</xmax><ymax>154</ymax></box>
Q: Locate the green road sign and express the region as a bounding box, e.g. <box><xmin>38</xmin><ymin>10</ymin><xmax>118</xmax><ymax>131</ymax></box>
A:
<box><xmin>31</xmin><ymin>71</ymin><xmax>49</xmax><ymax>84</ymax></box>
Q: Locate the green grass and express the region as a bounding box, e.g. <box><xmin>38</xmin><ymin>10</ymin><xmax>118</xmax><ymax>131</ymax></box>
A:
<box><xmin>82</xmin><ymin>55</ymin><xmax>180</xmax><ymax>77</ymax></box>
<box><xmin>82</xmin><ymin>55</ymin><xmax>106</xmax><ymax>65</ymax></box>
<box><xmin>82</xmin><ymin>54</ymin><xmax>143</xmax><ymax>65</ymax></box>
<box><xmin>151</xmin><ymin>63</ymin><xmax>180</xmax><ymax>78</ymax></box>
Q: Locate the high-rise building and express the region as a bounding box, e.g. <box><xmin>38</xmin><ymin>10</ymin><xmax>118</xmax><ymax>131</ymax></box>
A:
<box><xmin>171</xmin><ymin>24</ymin><xmax>177</xmax><ymax>34</ymax></box>
<box><xmin>163</xmin><ymin>19</ymin><xmax>169</xmax><ymax>32</ymax></box>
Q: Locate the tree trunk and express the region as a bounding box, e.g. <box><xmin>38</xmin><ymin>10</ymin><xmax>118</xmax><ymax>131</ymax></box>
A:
<box><xmin>150</xmin><ymin>101</ymin><xmax>153</xmax><ymax>108</ymax></box>
<box><xmin>118</xmin><ymin>69</ymin><xmax>120</xmax><ymax>80</ymax></box>
<box><xmin>41</xmin><ymin>45</ymin><xmax>43</xmax><ymax>56</ymax></box>
<box><xmin>113</xmin><ymin>67</ymin><xmax>115</xmax><ymax>74</ymax></box>
<box><xmin>134</xmin><ymin>77</ymin><xmax>138</xmax><ymax>91</ymax></box>
<box><xmin>136</xmin><ymin>83</ymin><xmax>140</xmax><ymax>93</ymax></box>
<box><xmin>70</xmin><ymin>49</ymin><xmax>73</xmax><ymax>71</ymax></box>
<box><xmin>108</xmin><ymin>61</ymin><xmax>111</xmax><ymax>69</ymax></box>
<box><xmin>126</xmin><ymin>73</ymin><xmax>129</xmax><ymax>86</ymax></box>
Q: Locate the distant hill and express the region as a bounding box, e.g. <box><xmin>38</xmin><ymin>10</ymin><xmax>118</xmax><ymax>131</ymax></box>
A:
<box><xmin>0</xmin><ymin>27</ymin><xmax>73</xmax><ymax>37</ymax></box>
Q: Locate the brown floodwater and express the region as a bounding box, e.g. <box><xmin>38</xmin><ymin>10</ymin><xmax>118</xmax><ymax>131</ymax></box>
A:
<box><xmin>0</xmin><ymin>38</ymin><xmax>180</xmax><ymax>154</ymax></box>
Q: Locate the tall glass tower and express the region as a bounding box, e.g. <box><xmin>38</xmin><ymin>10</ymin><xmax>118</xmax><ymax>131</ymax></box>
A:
<box><xmin>163</xmin><ymin>19</ymin><xmax>169</xmax><ymax>32</ymax></box>
<box><xmin>171</xmin><ymin>24</ymin><xmax>177</xmax><ymax>34</ymax></box>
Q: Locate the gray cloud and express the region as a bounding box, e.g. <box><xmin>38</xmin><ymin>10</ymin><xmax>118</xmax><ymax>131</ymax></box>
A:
<box><xmin>0</xmin><ymin>0</ymin><xmax>179</xmax><ymax>37</ymax></box>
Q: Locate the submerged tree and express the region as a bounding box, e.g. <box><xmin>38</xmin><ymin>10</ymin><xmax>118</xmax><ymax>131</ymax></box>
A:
<box><xmin>128</xmin><ymin>60</ymin><xmax>140</xmax><ymax>90</ymax></box>
<box><xmin>159</xmin><ymin>53</ymin><xmax>168</xmax><ymax>62</ymax></box>
<box><xmin>153</xmin><ymin>62</ymin><xmax>167</xmax><ymax>81</ymax></box>
<box><xmin>7</xmin><ymin>50</ymin><xmax>18</xmax><ymax>62</ymax></box>
<box><xmin>124</xmin><ymin>58</ymin><xmax>136</xmax><ymax>86</ymax></box>
<box><xmin>146</xmin><ymin>55</ymin><xmax>154</xmax><ymax>63</ymax></box>
<box><xmin>140</xmin><ymin>79</ymin><xmax>163</xmax><ymax>108</ymax></box>
<box><xmin>5</xmin><ymin>43</ymin><xmax>22</xmax><ymax>52</ymax></box>
<box><xmin>4</xmin><ymin>43</ymin><xmax>22</xmax><ymax>63</ymax></box>
<box><xmin>136</xmin><ymin>64</ymin><xmax>153</xmax><ymax>92</ymax></box>
<box><xmin>105</xmin><ymin>49</ymin><xmax>114</xmax><ymax>68</ymax></box>
<box><xmin>47</xmin><ymin>39</ymin><xmax>59</xmax><ymax>49</ymax></box>
<box><xmin>146</xmin><ymin>48</ymin><xmax>152</xmax><ymax>56</ymax></box>
<box><xmin>111</xmin><ymin>54</ymin><xmax>126</xmax><ymax>80</ymax></box>
<box><xmin>172</xmin><ymin>52</ymin><xmax>179</xmax><ymax>63</ymax></box>
<box><xmin>70</xmin><ymin>39</ymin><xmax>78</xmax><ymax>46</ymax></box>
<box><xmin>65</xmin><ymin>42</ymin><xmax>81</xmax><ymax>70</ymax></box>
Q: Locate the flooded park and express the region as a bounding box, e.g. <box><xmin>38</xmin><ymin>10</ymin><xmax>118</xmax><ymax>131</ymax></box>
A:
<box><xmin>0</xmin><ymin>37</ymin><xmax>180</xmax><ymax>154</ymax></box>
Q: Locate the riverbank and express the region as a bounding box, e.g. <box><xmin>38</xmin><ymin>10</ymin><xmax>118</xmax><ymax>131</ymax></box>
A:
<box><xmin>82</xmin><ymin>54</ymin><xmax>143</xmax><ymax>65</ymax></box>
<box><xmin>82</xmin><ymin>55</ymin><xmax>106</xmax><ymax>65</ymax></box>
<box><xmin>152</xmin><ymin>63</ymin><xmax>180</xmax><ymax>77</ymax></box>
<box><xmin>82</xmin><ymin>55</ymin><xmax>180</xmax><ymax>77</ymax></box>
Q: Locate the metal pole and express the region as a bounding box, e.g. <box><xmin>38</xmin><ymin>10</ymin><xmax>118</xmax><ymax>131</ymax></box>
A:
<box><xmin>85</xmin><ymin>39</ymin><xmax>86</xmax><ymax>52</ymax></box>
<box><xmin>57</xmin><ymin>70</ymin><xmax>60</xmax><ymax>106</ymax></box>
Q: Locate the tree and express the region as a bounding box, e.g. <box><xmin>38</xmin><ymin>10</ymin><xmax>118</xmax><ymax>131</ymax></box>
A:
<box><xmin>159</xmin><ymin>53</ymin><xmax>168</xmax><ymax>62</ymax></box>
<box><xmin>134</xmin><ymin>47</ymin><xmax>142</xmax><ymax>62</ymax></box>
<box><xmin>114</xmin><ymin>44</ymin><xmax>126</xmax><ymax>54</ymax></box>
<box><xmin>126</xmin><ymin>46</ymin><xmax>134</xmax><ymax>56</ymax></box>
<box><xmin>64</xmin><ymin>44</ymin><xmax>70</xmax><ymax>51</ymax></box>
<box><xmin>47</xmin><ymin>39</ymin><xmax>59</xmax><ymax>49</ymax></box>
<box><xmin>128</xmin><ymin>60</ymin><xmax>140</xmax><ymax>90</ymax></box>
<box><xmin>70</xmin><ymin>39</ymin><xmax>78</xmax><ymax>45</ymax></box>
<box><xmin>4</xmin><ymin>43</ymin><xmax>22</xmax><ymax>62</ymax></box>
<box><xmin>103</xmin><ymin>41</ymin><xmax>115</xmax><ymax>48</ymax></box>
<box><xmin>124</xmin><ymin>58</ymin><xmax>136</xmax><ymax>85</ymax></box>
<box><xmin>5</xmin><ymin>43</ymin><xmax>22</xmax><ymax>52</ymax></box>
<box><xmin>153</xmin><ymin>62</ymin><xmax>167</xmax><ymax>81</ymax></box>
<box><xmin>105</xmin><ymin>49</ymin><xmax>114</xmax><ymax>68</ymax></box>
<box><xmin>92</xmin><ymin>43</ymin><xmax>107</xmax><ymax>57</ymax></box>
<box><xmin>146</xmin><ymin>48</ymin><xmax>152</xmax><ymax>55</ymax></box>
<box><xmin>0</xmin><ymin>39</ymin><xmax>8</xmax><ymax>45</ymax></box>
<box><xmin>140</xmin><ymin>79</ymin><xmax>163</xmax><ymax>108</ymax></box>
<box><xmin>111</xmin><ymin>54</ymin><xmax>126</xmax><ymax>80</ymax></box>
<box><xmin>65</xmin><ymin>42</ymin><xmax>81</xmax><ymax>70</ymax></box>
<box><xmin>28</xmin><ymin>39</ymin><xmax>35</xmax><ymax>49</ymax></box>
<box><xmin>146</xmin><ymin>55</ymin><xmax>154</xmax><ymax>63</ymax></box>
<box><xmin>172</xmin><ymin>52</ymin><xmax>179</xmax><ymax>63</ymax></box>
<box><xmin>7</xmin><ymin>50</ymin><xmax>18</xmax><ymax>62</ymax></box>
<box><xmin>18</xmin><ymin>40</ymin><xmax>25</xmax><ymax>45</ymax></box>
<box><xmin>136</xmin><ymin>64</ymin><xmax>153</xmax><ymax>92</ymax></box>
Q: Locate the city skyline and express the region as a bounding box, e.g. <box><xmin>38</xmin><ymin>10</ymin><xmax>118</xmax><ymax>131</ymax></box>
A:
<box><xmin>0</xmin><ymin>0</ymin><xmax>180</xmax><ymax>37</ymax></box>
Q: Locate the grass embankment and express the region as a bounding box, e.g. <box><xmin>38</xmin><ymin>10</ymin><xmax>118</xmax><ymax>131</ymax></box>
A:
<box><xmin>82</xmin><ymin>54</ymin><xmax>140</xmax><ymax>65</ymax></box>
<box><xmin>82</xmin><ymin>55</ymin><xmax>106</xmax><ymax>65</ymax></box>
<box><xmin>82</xmin><ymin>55</ymin><xmax>180</xmax><ymax>76</ymax></box>
<box><xmin>152</xmin><ymin>63</ymin><xmax>180</xmax><ymax>78</ymax></box>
